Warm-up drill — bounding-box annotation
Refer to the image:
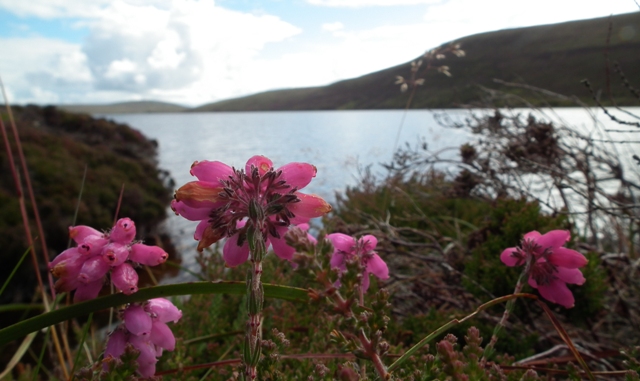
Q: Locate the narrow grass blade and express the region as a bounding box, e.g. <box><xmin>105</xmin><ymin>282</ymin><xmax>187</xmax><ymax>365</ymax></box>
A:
<box><xmin>0</xmin><ymin>332</ymin><xmax>37</xmax><ymax>379</ymax></box>
<box><xmin>0</xmin><ymin>247</ymin><xmax>30</xmax><ymax>298</ymax></box>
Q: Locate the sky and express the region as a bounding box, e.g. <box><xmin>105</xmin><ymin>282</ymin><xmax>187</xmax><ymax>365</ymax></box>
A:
<box><xmin>0</xmin><ymin>0</ymin><xmax>637</xmax><ymax>107</ymax></box>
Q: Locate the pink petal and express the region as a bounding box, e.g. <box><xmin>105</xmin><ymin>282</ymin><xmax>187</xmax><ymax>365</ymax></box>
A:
<box><xmin>110</xmin><ymin>218</ymin><xmax>137</xmax><ymax>244</ymax></box>
<box><xmin>523</xmin><ymin>231</ymin><xmax>541</xmax><ymax>241</ymax></box>
<box><xmin>68</xmin><ymin>225</ymin><xmax>103</xmax><ymax>245</ymax></box>
<box><xmin>54</xmin><ymin>276</ymin><xmax>81</xmax><ymax>293</ymax></box>
<box><xmin>51</xmin><ymin>254</ymin><xmax>86</xmax><ymax>279</ymax></box>
<box><xmin>245</xmin><ymin>155</ymin><xmax>273</xmax><ymax>175</ymax></box>
<box><xmin>194</xmin><ymin>220</ymin><xmax>209</xmax><ymax>241</ymax></box>
<box><xmin>534</xmin><ymin>230</ymin><xmax>570</xmax><ymax>249</ymax></box>
<box><xmin>130</xmin><ymin>244</ymin><xmax>169</xmax><ymax>266</ymax></box>
<box><xmin>147</xmin><ymin>298</ymin><xmax>182</xmax><ymax>323</ymax></box>
<box><xmin>269</xmin><ymin>228</ymin><xmax>295</xmax><ymax>261</ymax></box>
<box><xmin>150</xmin><ymin>321</ymin><xmax>176</xmax><ymax>351</ymax></box>
<box><xmin>73</xmin><ymin>277</ymin><xmax>104</xmax><ymax>302</ymax></box>
<box><xmin>190</xmin><ymin>160</ymin><xmax>233</xmax><ymax>183</ymax></box>
<box><xmin>555</xmin><ymin>267</ymin><xmax>586</xmax><ymax>285</ymax></box>
<box><xmin>359</xmin><ymin>235</ymin><xmax>378</xmax><ymax>252</ymax></box>
<box><xmin>112</xmin><ymin>263</ymin><xmax>139</xmax><ymax>295</ymax></box>
<box><xmin>124</xmin><ymin>304</ymin><xmax>152</xmax><ymax>336</ymax></box>
<box><xmin>223</xmin><ymin>236</ymin><xmax>250</xmax><ymax>267</ymax></box>
<box><xmin>128</xmin><ymin>335</ymin><xmax>158</xmax><ymax>377</ymax></box>
<box><xmin>327</xmin><ymin>233</ymin><xmax>356</xmax><ymax>253</ymax></box>
<box><xmin>330</xmin><ymin>252</ymin><xmax>347</xmax><ymax>272</ymax></box>
<box><xmin>278</xmin><ymin>162</ymin><xmax>317</xmax><ymax>190</ymax></box>
<box><xmin>500</xmin><ymin>247</ymin><xmax>521</xmax><ymax>267</ymax></box>
<box><xmin>170</xmin><ymin>199</ymin><xmax>211</xmax><ymax>221</ymax></box>
<box><xmin>537</xmin><ymin>279</ymin><xmax>576</xmax><ymax>308</ymax></box>
<box><xmin>362</xmin><ymin>272</ymin><xmax>371</xmax><ymax>292</ymax></box>
<box><xmin>367</xmin><ymin>253</ymin><xmax>389</xmax><ymax>280</ymax></box>
<box><xmin>288</xmin><ymin>193</ymin><xmax>332</xmax><ymax>219</ymax></box>
<box><xmin>548</xmin><ymin>247</ymin><xmax>588</xmax><ymax>269</ymax></box>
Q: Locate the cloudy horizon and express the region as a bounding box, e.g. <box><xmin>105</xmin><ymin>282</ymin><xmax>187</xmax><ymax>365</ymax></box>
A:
<box><xmin>0</xmin><ymin>0</ymin><xmax>637</xmax><ymax>107</ymax></box>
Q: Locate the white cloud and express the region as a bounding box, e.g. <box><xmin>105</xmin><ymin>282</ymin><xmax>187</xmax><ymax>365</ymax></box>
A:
<box><xmin>307</xmin><ymin>0</ymin><xmax>441</xmax><ymax>7</ymax></box>
<box><xmin>322</xmin><ymin>21</ymin><xmax>344</xmax><ymax>32</ymax></box>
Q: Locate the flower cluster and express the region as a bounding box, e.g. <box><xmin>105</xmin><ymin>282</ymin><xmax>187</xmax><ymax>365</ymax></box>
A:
<box><xmin>172</xmin><ymin>156</ymin><xmax>331</xmax><ymax>267</ymax></box>
<box><xmin>104</xmin><ymin>298</ymin><xmax>182</xmax><ymax>378</ymax></box>
<box><xmin>501</xmin><ymin>230</ymin><xmax>588</xmax><ymax>308</ymax></box>
<box><xmin>49</xmin><ymin>218</ymin><xmax>169</xmax><ymax>302</ymax></box>
<box><xmin>327</xmin><ymin>233</ymin><xmax>389</xmax><ymax>292</ymax></box>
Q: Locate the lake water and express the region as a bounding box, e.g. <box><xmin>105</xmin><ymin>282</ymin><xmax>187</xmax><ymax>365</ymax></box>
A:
<box><xmin>102</xmin><ymin>108</ymin><xmax>640</xmax><ymax>279</ymax></box>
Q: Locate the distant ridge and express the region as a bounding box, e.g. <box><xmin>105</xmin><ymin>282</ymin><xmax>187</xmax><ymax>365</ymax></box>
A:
<box><xmin>58</xmin><ymin>100</ymin><xmax>188</xmax><ymax>114</ymax></box>
<box><xmin>193</xmin><ymin>12</ymin><xmax>640</xmax><ymax>111</ymax></box>
<box><xmin>55</xmin><ymin>12</ymin><xmax>640</xmax><ymax>114</ymax></box>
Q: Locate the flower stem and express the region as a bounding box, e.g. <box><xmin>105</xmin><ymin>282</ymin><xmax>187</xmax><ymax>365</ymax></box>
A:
<box><xmin>243</xmin><ymin>226</ymin><xmax>265</xmax><ymax>380</ymax></box>
<box><xmin>480</xmin><ymin>261</ymin><xmax>530</xmax><ymax>365</ymax></box>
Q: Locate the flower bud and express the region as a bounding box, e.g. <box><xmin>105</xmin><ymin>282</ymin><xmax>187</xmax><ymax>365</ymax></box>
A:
<box><xmin>146</xmin><ymin>298</ymin><xmax>182</xmax><ymax>323</ymax></box>
<box><xmin>73</xmin><ymin>277</ymin><xmax>104</xmax><ymax>303</ymax></box>
<box><xmin>49</xmin><ymin>247</ymin><xmax>81</xmax><ymax>270</ymax></box>
<box><xmin>129</xmin><ymin>244</ymin><xmax>168</xmax><ymax>266</ymax></box>
<box><xmin>104</xmin><ymin>328</ymin><xmax>127</xmax><ymax>360</ymax></box>
<box><xmin>110</xmin><ymin>218</ymin><xmax>136</xmax><ymax>244</ymax></box>
<box><xmin>69</xmin><ymin>225</ymin><xmax>103</xmax><ymax>245</ymax></box>
<box><xmin>102</xmin><ymin>243</ymin><xmax>130</xmax><ymax>267</ymax></box>
<box><xmin>111</xmin><ymin>263</ymin><xmax>139</xmax><ymax>295</ymax></box>
<box><xmin>123</xmin><ymin>304</ymin><xmax>152</xmax><ymax>336</ymax></box>
<box><xmin>78</xmin><ymin>255</ymin><xmax>111</xmax><ymax>284</ymax></box>
<box><xmin>150</xmin><ymin>321</ymin><xmax>176</xmax><ymax>351</ymax></box>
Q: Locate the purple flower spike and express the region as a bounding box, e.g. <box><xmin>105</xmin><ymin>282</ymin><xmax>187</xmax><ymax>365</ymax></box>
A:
<box><xmin>327</xmin><ymin>233</ymin><xmax>390</xmax><ymax>293</ymax></box>
<box><xmin>130</xmin><ymin>244</ymin><xmax>169</xmax><ymax>266</ymax></box>
<box><xmin>51</xmin><ymin>217</ymin><xmax>169</xmax><ymax>302</ymax></box>
<box><xmin>105</xmin><ymin>299</ymin><xmax>181</xmax><ymax>378</ymax></box>
<box><xmin>173</xmin><ymin>156</ymin><xmax>331</xmax><ymax>266</ymax></box>
<box><xmin>124</xmin><ymin>304</ymin><xmax>152</xmax><ymax>336</ymax></box>
<box><xmin>501</xmin><ymin>230</ymin><xmax>588</xmax><ymax>308</ymax></box>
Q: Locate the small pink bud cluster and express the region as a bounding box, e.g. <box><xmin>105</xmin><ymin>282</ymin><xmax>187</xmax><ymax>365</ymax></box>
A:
<box><xmin>327</xmin><ymin>233</ymin><xmax>389</xmax><ymax>292</ymax></box>
<box><xmin>104</xmin><ymin>298</ymin><xmax>182</xmax><ymax>378</ymax></box>
<box><xmin>49</xmin><ymin>218</ymin><xmax>169</xmax><ymax>302</ymax></box>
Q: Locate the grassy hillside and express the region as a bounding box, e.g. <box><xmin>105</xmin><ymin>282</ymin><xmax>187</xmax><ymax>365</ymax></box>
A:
<box><xmin>194</xmin><ymin>12</ymin><xmax>640</xmax><ymax>111</ymax></box>
<box><xmin>59</xmin><ymin>100</ymin><xmax>188</xmax><ymax>114</ymax></box>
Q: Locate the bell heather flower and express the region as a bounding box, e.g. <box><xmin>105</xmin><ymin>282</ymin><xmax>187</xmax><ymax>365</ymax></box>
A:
<box><xmin>327</xmin><ymin>233</ymin><xmax>389</xmax><ymax>292</ymax></box>
<box><xmin>49</xmin><ymin>218</ymin><xmax>169</xmax><ymax>302</ymax></box>
<box><xmin>500</xmin><ymin>230</ymin><xmax>588</xmax><ymax>308</ymax></box>
<box><xmin>172</xmin><ymin>155</ymin><xmax>332</xmax><ymax>267</ymax></box>
<box><xmin>104</xmin><ymin>298</ymin><xmax>182</xmax><ymax>378</ymax></box>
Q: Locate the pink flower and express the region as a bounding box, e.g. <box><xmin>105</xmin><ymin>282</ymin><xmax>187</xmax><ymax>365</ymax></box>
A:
<box><xmin>327</xmin><ymin>233</ymin><xmax>389</xmax><ymax>292</ymax></box>
<box><xmin>172</xmin><ymin>156</ymin><xmax>332</xmax><ymax>267</ymax></box>
<box><xmin>104</xmin><ymin>298</ymin><xmax>182</xmax><ymax>378</ymax></box>
<box><xmin>49</xmin><ymin>218</ymin><xmax>169</xmax><ymax>301</ymax></box>
<box><xmin>500</xmin><ymin>230</ymin><xmax>588</xmax><ymax>308</ymax></box>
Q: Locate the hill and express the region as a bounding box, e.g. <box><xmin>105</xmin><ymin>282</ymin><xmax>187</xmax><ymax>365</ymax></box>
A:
<box><xmin>58</xmin><ymin>100</ymin><xmax>188</xmax><ymax>114</ymax></box>
<box><xmin>193</xmin><ymin>12</ymin><xmax>640</xmax><ymax>111</ymax></box>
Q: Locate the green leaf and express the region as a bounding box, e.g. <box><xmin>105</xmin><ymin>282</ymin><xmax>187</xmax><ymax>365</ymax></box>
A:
<box><xmin>0</xmin><ymin>281</ymin><xmax>308</xmax><ymax>347</ymax></box>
